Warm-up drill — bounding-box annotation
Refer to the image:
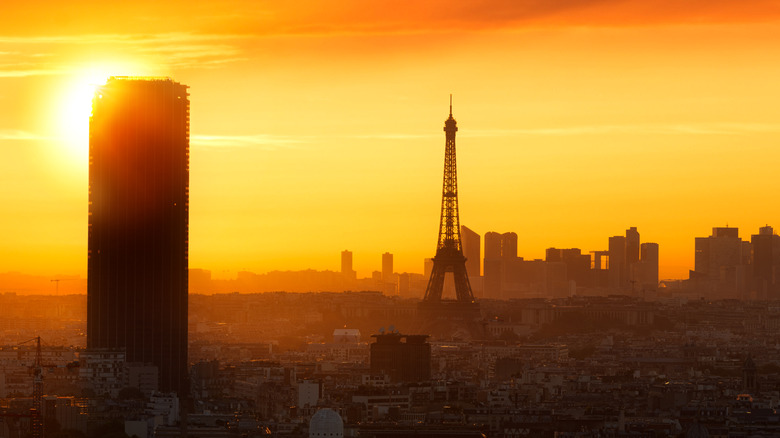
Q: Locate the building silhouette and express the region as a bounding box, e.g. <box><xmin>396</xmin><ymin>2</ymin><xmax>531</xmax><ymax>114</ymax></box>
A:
<box><xmin>626</xmin><ymin>227</ymin><xmax>640</xmax><ymax>267</ymax></box>
<box><xmin>381</xmin><ymin>252</ymin><xmax>396</xmax><ymax>295</ymax></box>
<box><xmin>381</xmin><ymin>252</ymin><xmax>393</xmax><ymax>283</ymax></box>
<box><xmin>461</xmin><ymin>225</ymin><xmax>481</xmax><ymax>277</ymax></box>
<box><xmin>87</xmin><ymin>77</ymin><xmax>189</xmax><ymax>395</ymax></box>
<box><xmin>751</xmin><ymin>226</ymin><xmax>780</xmax><ymax>300</ymax></box>
<box><xmin>483</xmin><ymin>231</ymin><xmax>520</xmax><ymax>299</ymax></box>
<box><xmin>608</xmin><ymin>235</ymin><xmax>627</xmax><ymax>291</ymax></box>
<box><xmin>483</xmin><ymin>232</ymin><xmax>503</xmax><ymax>299</ymax></box>
<box><xmin>418</xmin><ymin>98</ymin><xmax>481</xmax><ymax>337</ymax></box>
<box><xmin>370</xmin><ymin>332</ymin><xmax>431</xmax><ymax>383</ymax></box>
<box><xmin>692</xmin><ymin>227</ymin><xmax>750</xmax><ymax>299</ymax></box>
<box><xmin>341</xmin><ymin>250</ymin><xmax>356</xmax><ymax>280</ymax></box>
<box><xmin>638</xmin><ymin>242</ymin><xmax>659</xmax><ymax>293</ymax></box>
<box><xmin>461</xmin><ymin>225</ymin><xmax>482</xmax><ymax>297</ymax></box>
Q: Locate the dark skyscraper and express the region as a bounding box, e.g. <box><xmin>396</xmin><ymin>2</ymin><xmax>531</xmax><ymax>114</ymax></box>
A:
<box><xmin>461</xmin><ymin>225</ymin><xmax>481</xmax><ymax>277</ymax></box>
<box><xmin>88</xmin><ymin>77</ymin><xmax>189</xmax><ymax>395</ymax></box>
<box><xmin>341</xmin><ymin>250</ymin><xmax>355</xmax><ymax>280</ymax></box>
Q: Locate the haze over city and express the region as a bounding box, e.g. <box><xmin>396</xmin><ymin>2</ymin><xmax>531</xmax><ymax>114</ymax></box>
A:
<box><xmin>4</xmin><ymin>1</ymin><xmax>780</xmax><ymax>281</ymax></box>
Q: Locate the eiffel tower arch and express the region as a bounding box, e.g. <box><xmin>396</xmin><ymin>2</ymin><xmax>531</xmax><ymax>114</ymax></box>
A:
<box><xmin>417</xmin><ymin>97</ymin><xmax>483</xmax><ymax>339</ymax></box>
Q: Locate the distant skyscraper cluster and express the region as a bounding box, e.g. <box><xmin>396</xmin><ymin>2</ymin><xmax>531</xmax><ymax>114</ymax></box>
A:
<box><xmin>461</xmin><ymin>225</ymin><xmax>660</xmax><ymax>299</ymax></box>
<box><xmin>338</xmin><ymin>250</ymin><xmax>424</xmax><ymax>297</ymax></box>
<box><xmin>688</xmin><ymin>226</ymin><xmax>780</xmax><ymax>300</ymax></box>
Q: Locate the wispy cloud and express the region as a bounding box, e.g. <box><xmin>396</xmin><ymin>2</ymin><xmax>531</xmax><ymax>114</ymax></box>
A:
<box><xmin>0</xmin><ymin>130</ymin><xmax>51</xmax><ymax>141</ymax></box>
<box><xmin>0</xmin><ymin>32</ymin><xmax>247</xmax><ymax>77</ymax></box>
<box><xmin>348</xmin><ymin>133</ymin><xmax>438</xmax><ymax>140</ymax></box>
<box><xmin>190</xmin><ymin>134</ymin><xmax>303</xmax><ymax>150</ymax></box>
<box><xmin>462</xmin><ymin>123</ymin><xmax>780</xmax><ymax>137</ymax></box>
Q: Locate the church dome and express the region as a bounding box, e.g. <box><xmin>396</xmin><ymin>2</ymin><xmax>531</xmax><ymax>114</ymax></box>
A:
<box><xmin>309</xmin><ymin>408</ymin><xmax>343</xmax><ymax>438</ymax></box>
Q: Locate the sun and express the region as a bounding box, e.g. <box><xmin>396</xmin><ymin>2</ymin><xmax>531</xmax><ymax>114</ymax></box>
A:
<box><xmin>54</xmin><ymin>62</ymin><xmax>150</xmax><ymax>167</ymax></box>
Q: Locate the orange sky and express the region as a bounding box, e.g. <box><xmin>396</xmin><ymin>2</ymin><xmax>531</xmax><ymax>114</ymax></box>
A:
<box><xmin>2</xmin><ymin>1</ymin><xmax>780</xmax><ymax>280</ymax></box>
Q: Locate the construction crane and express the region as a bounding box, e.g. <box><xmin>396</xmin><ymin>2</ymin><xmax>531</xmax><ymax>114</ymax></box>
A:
<box><xmin>50</xmin><ymin>278</ymin><xmax>79</xmax><ymax>295</ymax></box>
<box><xmin>18</xmin><ymin>337</ymin><xmax>43</xmax><ymax>438</ymax></box>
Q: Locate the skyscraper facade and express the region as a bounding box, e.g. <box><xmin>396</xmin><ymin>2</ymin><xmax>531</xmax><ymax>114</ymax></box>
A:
<box><xmin>341</xmin><ymin>250</ymin><xmax>355</xmax><ymax>280</ymax></box>
<box><xmin>88</xmin><ymin>77</ymin><xmax>189</xmax><ymax>394</ymax></box>
<box><xmin>382</xmin><ymin>252</ymin><xmax>393</xmax><ymax>282</ymax></box>
<box><xmin>483</xmin><ymin>232</ymin><xmax>503</xmax><ymax>299</ymax></box>
<box><xmin>693</xmin><ymin>227</ymin><xmax>750</xmax><ymax>299</ymax></box>
<box><xmin>461</xmin><ymin>225</ymin><xmax>483</xmax><ymax>297</ymax></box>
<box><xmin>461</xmin><ymin>225</ymin><xmax>481</xmax><ymax>277</ymax></box>
<box><xmin>608</xmin><ymin>235</ymin><xmax>627</xmax><ymax>290</ymax></box>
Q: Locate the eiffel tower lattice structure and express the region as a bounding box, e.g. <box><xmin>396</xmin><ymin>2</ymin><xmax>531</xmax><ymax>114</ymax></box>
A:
<box><xmin>418</xmin><ymin>97</ymin><xmax>483</xmax><ymax>338</ymax></box>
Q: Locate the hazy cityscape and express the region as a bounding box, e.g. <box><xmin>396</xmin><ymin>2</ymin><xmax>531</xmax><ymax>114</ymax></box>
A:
<box><xmin>5</xmin><ymin>2</ymin><xmax>780</xmax><ymax>438</ymax></box>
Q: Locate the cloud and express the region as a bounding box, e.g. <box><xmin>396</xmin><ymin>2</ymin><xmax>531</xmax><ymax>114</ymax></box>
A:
<box><xmin>0</xmin><ymin>130</ymin><xmax>51</xmax><ymax>140</ymax></box>
<box><xmin>463</xmin><ymin>123</ymin><xmax>780</xmax><ymax>137</ymax></box>
<box><xmin>0</xmin><ymin>32</ymin><xmax>247</xmax><ymax>77</ymax></box>
<box><xmin>190</xmin><ymin>134</ymin><xmax>303</xmax><ymax>150</ymax></box>
<box><xmin>348</xmin><ymin>133</ymin><xmax>438</xmax><ymax>140</ymax></box>
<box><xmin>229</xmin><ymin>0</ymin><xmax>780</xmax><ymax>37</ymax></box>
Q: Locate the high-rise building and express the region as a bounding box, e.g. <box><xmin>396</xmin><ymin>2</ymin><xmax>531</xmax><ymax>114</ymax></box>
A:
<box><xmin>483</xmin><ymin>232</ymin><xmax>503</xmax><ymax>299</ymax></box>
<box><xmin>484</xmin><ymin>232</ymin><xmax>502</xmax><ymax>260</ymax></box>
<box><xmin>381</xmin><ymin>252</ymin><xmax>396</xmax><ymax>295</ymax></box>
<box><xmin>751</xmin><ymin>226</ymin><xmax>780</xmax><ymax>300</ymax></box>
<box><xmin>608</xmin><ymin>235</ymin><xmax>626</xmax><ymax>291</ymax></box>
<box><xmin>626</xmin><ymin>227</ymin><xmax>640</xmax><ymax>266</ymax></box>
<box><xmin>461</xmin><ymin>225</ymin><xmax>483</xmax><ymax>297</ymax></box>
<box><xmin>381</xmin><ymin>252</ymin><xmax>393</xmax><ymax>282</ymax></box>
<box><xmin>638</xmin><ymin>242</ymin><xmax>659</xmax><ymax>292</ymax></box>
<box><xmin>692</xmin><ymin>227</ymin><xmax>749</xmax><ymax>299</ymax></box>
<box><xmin>546</xmin><ymin>248</ymin><xmax>591</xmax><ymax>288</ymax></box>
<box><xmin>341</xmin><ymin>250</ymin><xmax>356</xmax><ymax>280</ymax></box>
<box><xmin>501</xmin><ymin>232</ymin><xmax>518</xmax><ymax>261</ymax></box>
<box><xmin>461</xmin><ymin>225</ymin><xmax>481</xmax><ymax>277</ymax></box>
<box><xmin>88</xmin><ymin>77</ymin><xmax>189</xmax><ymax>394</ymax></box>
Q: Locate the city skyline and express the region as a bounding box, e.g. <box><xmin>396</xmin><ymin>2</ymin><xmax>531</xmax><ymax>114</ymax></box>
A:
<box><xmin>4</xmin><ymin>1</ymin><xmax>780</xmax><ymax>281</ymax></box>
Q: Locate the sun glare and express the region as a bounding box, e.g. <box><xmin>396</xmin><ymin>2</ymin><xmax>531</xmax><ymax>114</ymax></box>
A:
<box><xmin>55</xmin><ymin>63</ymin><xmax>148</xmax><ymax>168</ymax></box>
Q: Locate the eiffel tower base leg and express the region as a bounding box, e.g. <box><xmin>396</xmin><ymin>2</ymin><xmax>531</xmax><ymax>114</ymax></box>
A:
<box><xmin>416</xmin><ymin>300</ymin><xmax>484</xmax><ymax>341</ymax></box>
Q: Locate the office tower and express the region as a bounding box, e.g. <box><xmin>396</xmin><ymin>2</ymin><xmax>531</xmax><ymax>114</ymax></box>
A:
<box><xmin>382</xmin><ymin>252</ymin><xmax>393</xmax><ymax>282</ymax></box>
<box><xmin>591</xmin><ymin>250</ymin><xmax>610</xmax><ymax>288</ymax></box>
<box><xmin>546</xmin><ymin>248</ymin><xmax>591</xmax><ymax>288</ymax></box>
<box><xmin>484</xmin><ymin>232</ymin><xmax>502</xmax><ymax>259</ymax></box>
<box><xmin>751</xmin><ymin>226</ymin><xmax>780</xmax><ymax>300</ymax></box>
<box><xmin>483</xmin><ymin>232</ymin><xmax>503</xmax><ymax>299</ymax></box>
<box><xmin>608</xmin><ymin>235</ymin><xmax>626</xmax><ymax>291</ymax></box>
<box><xmin>501</xmin><ymin>232</ymin><xmax>518</xmax><ymax>260</ymax></box>
<box><xmin>370</xmin><ymin>332</ymin><xmax>431</xmax><ymax>382</ymax></box>
<box><xmin>626</xmin><ymin>227</ymin><xmax>640</xmax><ymax>265</ymax></box>
<box><xmin>545</xmin><ymin>261</ymin><xmax>568</xmax><ymax>298</ymax></box>
<box><xmin>461</xmin><ymin>225</ymin><xmax>481</xmax><ymax>277</ymax></box>
<box><xmin>639</xmin><ymin>242</ymin><xmax>659</xmax><ymax>292</ymax></box>
<box><xmin>423</xmin><ymin>258</ymin><xmax>434</xmax><ymax>282</ymax></box>
<box><xmin>88</xmin><ymin>77</ymin><xmax>189</xmax><ymax>394</ymax></box>
<box><xmin>501</xmin><ymin>232</ymin><xmax>520</xmax><ymax>297</ymax></box>
<box><xmin>692</xmin><ymin>227</ymin><xmax>749</xmax><ymax>299</ymax></box>
<box><xmin>341</xmin><ymin>250</ymin><xmax>356</xmax><ymax>280</ymax></box>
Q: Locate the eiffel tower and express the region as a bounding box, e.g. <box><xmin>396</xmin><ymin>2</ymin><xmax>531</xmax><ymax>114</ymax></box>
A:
<box><xmin>418</xmin><ymin>97</ymin><xmax>482</xmax><ymax>338</ymax></box>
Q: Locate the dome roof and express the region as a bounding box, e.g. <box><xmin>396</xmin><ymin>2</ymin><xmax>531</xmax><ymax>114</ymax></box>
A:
<box><xmin>309</xmin><ymin>408</ymin><xmax>343</xmax><ymax>438</ymax></box>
